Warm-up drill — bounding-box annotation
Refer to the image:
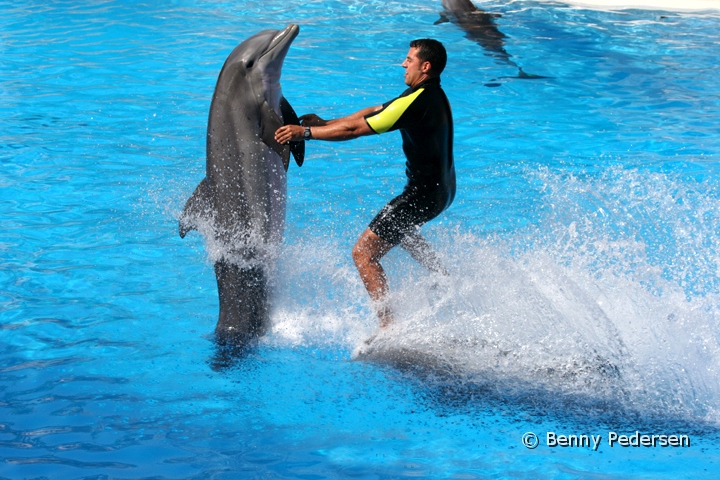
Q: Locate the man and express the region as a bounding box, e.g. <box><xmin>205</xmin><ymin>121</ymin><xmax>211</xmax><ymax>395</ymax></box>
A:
<box><xmin>275</xmin><ymin>39</ymin><xmax>455</xmax><ymax>328</ymax></box>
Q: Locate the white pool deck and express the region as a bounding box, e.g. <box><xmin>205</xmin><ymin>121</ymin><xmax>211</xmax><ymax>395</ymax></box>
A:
<box><xmin>536</xmin><ymin>0</ymin><xmax>719</xmax><ymax>12</ymax></box>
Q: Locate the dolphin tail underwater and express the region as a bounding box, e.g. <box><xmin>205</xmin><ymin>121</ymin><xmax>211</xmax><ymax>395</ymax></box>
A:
<box><xmin>435</xmin><ymin>0</ymin><xmax>552</xmax><ymax>81</ymax></box>
<box><xmin>178</xmin><ymin>24</ymin><xmax>304</xmax><ymax>351</ymax></box>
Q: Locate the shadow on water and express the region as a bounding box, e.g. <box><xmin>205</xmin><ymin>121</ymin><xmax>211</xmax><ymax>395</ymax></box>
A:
<box><xmin>353</xmin><ymin>316</ymin><xmax>719</xmax><ymax>435</ymax></box>
<box><xmin>366</xmin><ymin>349</ymin><xmax>720</xmax><ymax>438</ymax></box>
<box><xmin>208</xmin><ymin>337</ymin><xmax>262</xmax><ymax>372</ymax></box>
<box><xmin>435</xmin><ymin>0</ymin><xmax>553</xmax><ymax>86</ymax></box>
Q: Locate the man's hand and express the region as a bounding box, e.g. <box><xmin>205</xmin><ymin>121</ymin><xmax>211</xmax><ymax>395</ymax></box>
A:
<box><xmin>274</xmin><ymin>124</ymin><xmax>304</xmax><ymax>145</ymax></box>
<box><xmin>299</xmin><ymin>114</ymin><xmax>327</xmax><ymax>127</ymax></box>
<box><xmin>275</xmin><ymin>113</ymin><xmax>326</xmax><ymax>144</ymax></box>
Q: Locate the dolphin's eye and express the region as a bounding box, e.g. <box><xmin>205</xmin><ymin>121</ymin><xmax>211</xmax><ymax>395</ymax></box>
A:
<box><xmin>246</xmin><ymin>60</ymin><xmax>255</xmax><ymax>69</ymax></box>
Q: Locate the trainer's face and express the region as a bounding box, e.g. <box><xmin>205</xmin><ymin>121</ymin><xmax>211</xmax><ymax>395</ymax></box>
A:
<box><xmin>402</xmin><ymin>47</ymin><xmax>431</xmax><ymax>88</ymax></box>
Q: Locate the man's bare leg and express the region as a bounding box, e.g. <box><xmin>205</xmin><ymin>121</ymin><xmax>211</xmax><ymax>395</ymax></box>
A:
<box><xmin>352</xmin><ymin>228</ymin><xmax>394</xmax><ymax>327</ymax></box>
<box><xmin>400</xmin><ymin>231</ymin><xmax>448</xmax><ymax>276</ymax></box>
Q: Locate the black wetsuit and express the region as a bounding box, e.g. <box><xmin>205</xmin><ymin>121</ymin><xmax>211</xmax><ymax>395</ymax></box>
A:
<box><xmin>363</xmin><ymin>77</ymin><xmax>455</xmax><ymax>246</ymax></box>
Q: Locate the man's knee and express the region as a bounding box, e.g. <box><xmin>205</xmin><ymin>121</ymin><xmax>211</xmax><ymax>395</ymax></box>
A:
<box><xmin>351</xmin><ymin>240</ymin><xmax>368</xmax><ymax>267</ymax></box>
<box><xmin>352</xmin><ymin>229</ymin><xmax>391</xmax><ymax>267</ymax></box>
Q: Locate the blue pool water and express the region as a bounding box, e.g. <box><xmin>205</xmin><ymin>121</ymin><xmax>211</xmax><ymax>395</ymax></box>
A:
<box><xmin>2</xmin><ymin>0</ymin><xmax>720</xmax><ymax>477</ymax></box>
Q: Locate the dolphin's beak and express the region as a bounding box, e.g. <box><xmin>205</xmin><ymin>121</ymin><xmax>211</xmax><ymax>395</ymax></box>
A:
<box><xmin>267</xmin><ymin>24</ymin><xmax>299</xmax><ymax>54</ymax></box>
<box><xmin>258</xmin><ymin>24</ymin><xmax>299</xmax><ymax>72</ymax></box>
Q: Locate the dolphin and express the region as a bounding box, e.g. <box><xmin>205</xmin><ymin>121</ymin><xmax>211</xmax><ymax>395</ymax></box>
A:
<box><xmin>435</xmin><ymin>0</ymin><xmax>551</xmax><ymax>80</ymax></box>
<box><xmin>179</xmin><ymin>24</ymin><xmax>303</xmax><ymax>349</ymax></box>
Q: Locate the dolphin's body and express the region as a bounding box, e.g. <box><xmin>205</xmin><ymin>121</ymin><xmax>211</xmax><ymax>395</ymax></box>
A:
<box><xmin>179</xmin><ymin>24</ymin><xmax>303</xmax><ymax>348</ymax></box>
<box><xmin>436</xmin><ymin>0</ymin><xmax>550</xmax><ymax>80</ymax></box>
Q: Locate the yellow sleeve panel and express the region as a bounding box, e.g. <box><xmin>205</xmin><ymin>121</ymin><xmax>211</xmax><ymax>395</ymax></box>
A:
<box><xmin>366</xmin><ymin>88</ymin><xmax>425</xmax><ymax>134</ymax></box>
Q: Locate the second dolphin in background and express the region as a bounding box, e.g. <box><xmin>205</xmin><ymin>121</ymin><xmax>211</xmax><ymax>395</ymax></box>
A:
<box><xmin>436</xmin><ymin>0</ymin><xmax>551</xmax><ymax>80</ymax></box>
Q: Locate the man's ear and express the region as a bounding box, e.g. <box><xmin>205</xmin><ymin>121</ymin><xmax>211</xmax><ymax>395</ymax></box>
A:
<box><xmin>421</xmin><ymin>61</ymin><xmax>432</xmax><ymax>74</ymax></box>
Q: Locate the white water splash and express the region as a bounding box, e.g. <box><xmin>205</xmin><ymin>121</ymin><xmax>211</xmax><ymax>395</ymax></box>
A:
<box><xmin>267</xmin><ymin>168</ymin><xmax>720</xmax><ymax>424</ymax></box>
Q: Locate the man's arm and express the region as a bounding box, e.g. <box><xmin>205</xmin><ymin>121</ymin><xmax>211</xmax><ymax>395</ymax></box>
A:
<box><xmin>328</xmin><ymin>106</ymin><xmax>383</xmax><ymax>124</ymax></box>
<box><xmin>274</xmin><ymin>105</ymin><xmax>382</xmax><ymax>144</ymax></box>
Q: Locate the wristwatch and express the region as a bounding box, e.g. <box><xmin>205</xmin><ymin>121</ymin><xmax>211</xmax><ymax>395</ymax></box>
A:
<box><xmin>303</xmin><ymin>126</ymin><xmax>312</xmax><ymax>140</ymax></box>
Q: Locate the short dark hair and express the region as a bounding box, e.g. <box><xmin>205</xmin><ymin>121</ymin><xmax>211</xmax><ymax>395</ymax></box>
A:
<box><xmin>409</xmin><ymin>39</ymin><xmax>447</xmax><ymax>76</ymax></box>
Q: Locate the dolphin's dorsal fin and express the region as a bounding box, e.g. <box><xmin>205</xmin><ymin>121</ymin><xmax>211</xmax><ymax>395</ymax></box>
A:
<box><xmin>259</xmin><ymin>101</ymin><xmax>291</xmax><ymax>170</ymax></box>
<box><xmin>280</xmin><ymin>97</ymin><xmax>305</xmax><ymax>167</ymax></box>
<box><xmin>179</xmin><ymin>177</ymin><xmax>213</xmax><ymax>238</ymax></box>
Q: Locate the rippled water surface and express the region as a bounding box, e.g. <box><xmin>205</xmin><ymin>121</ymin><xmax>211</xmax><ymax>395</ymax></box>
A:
<box><xmin>2</xmin><ymin>0</ymin><xmax>720</xmax><ymax>478</ymax></box>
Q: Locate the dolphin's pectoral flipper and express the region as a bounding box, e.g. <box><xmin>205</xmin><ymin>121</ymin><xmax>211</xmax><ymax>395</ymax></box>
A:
<box><xmin>434</xmin><ymin>13</ymin><xmax>450</xmax><ymax>25</ymax></box>
<box><xmin>259</xmin><ymin>101</ymin><xmax>291</xmax><ymax>170</ymax></box>
<box><xmin>496</xmin><ymin>67</ymin><xmax>554</xmax><ymax>80</ymax></box>
<box><xmin>179</xmin><ymin>177</ymin><xmax>213</xmax><ymax>238</ymax></box>
<box><xmin>516</xmin><ymin>67</ymin><xmax>553</xmax><ymax>79</ymax></box>
<box><xmin>280</xmin><ymin>96</ymin><xmax>305</xmax><ymax>167</ymax></box>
